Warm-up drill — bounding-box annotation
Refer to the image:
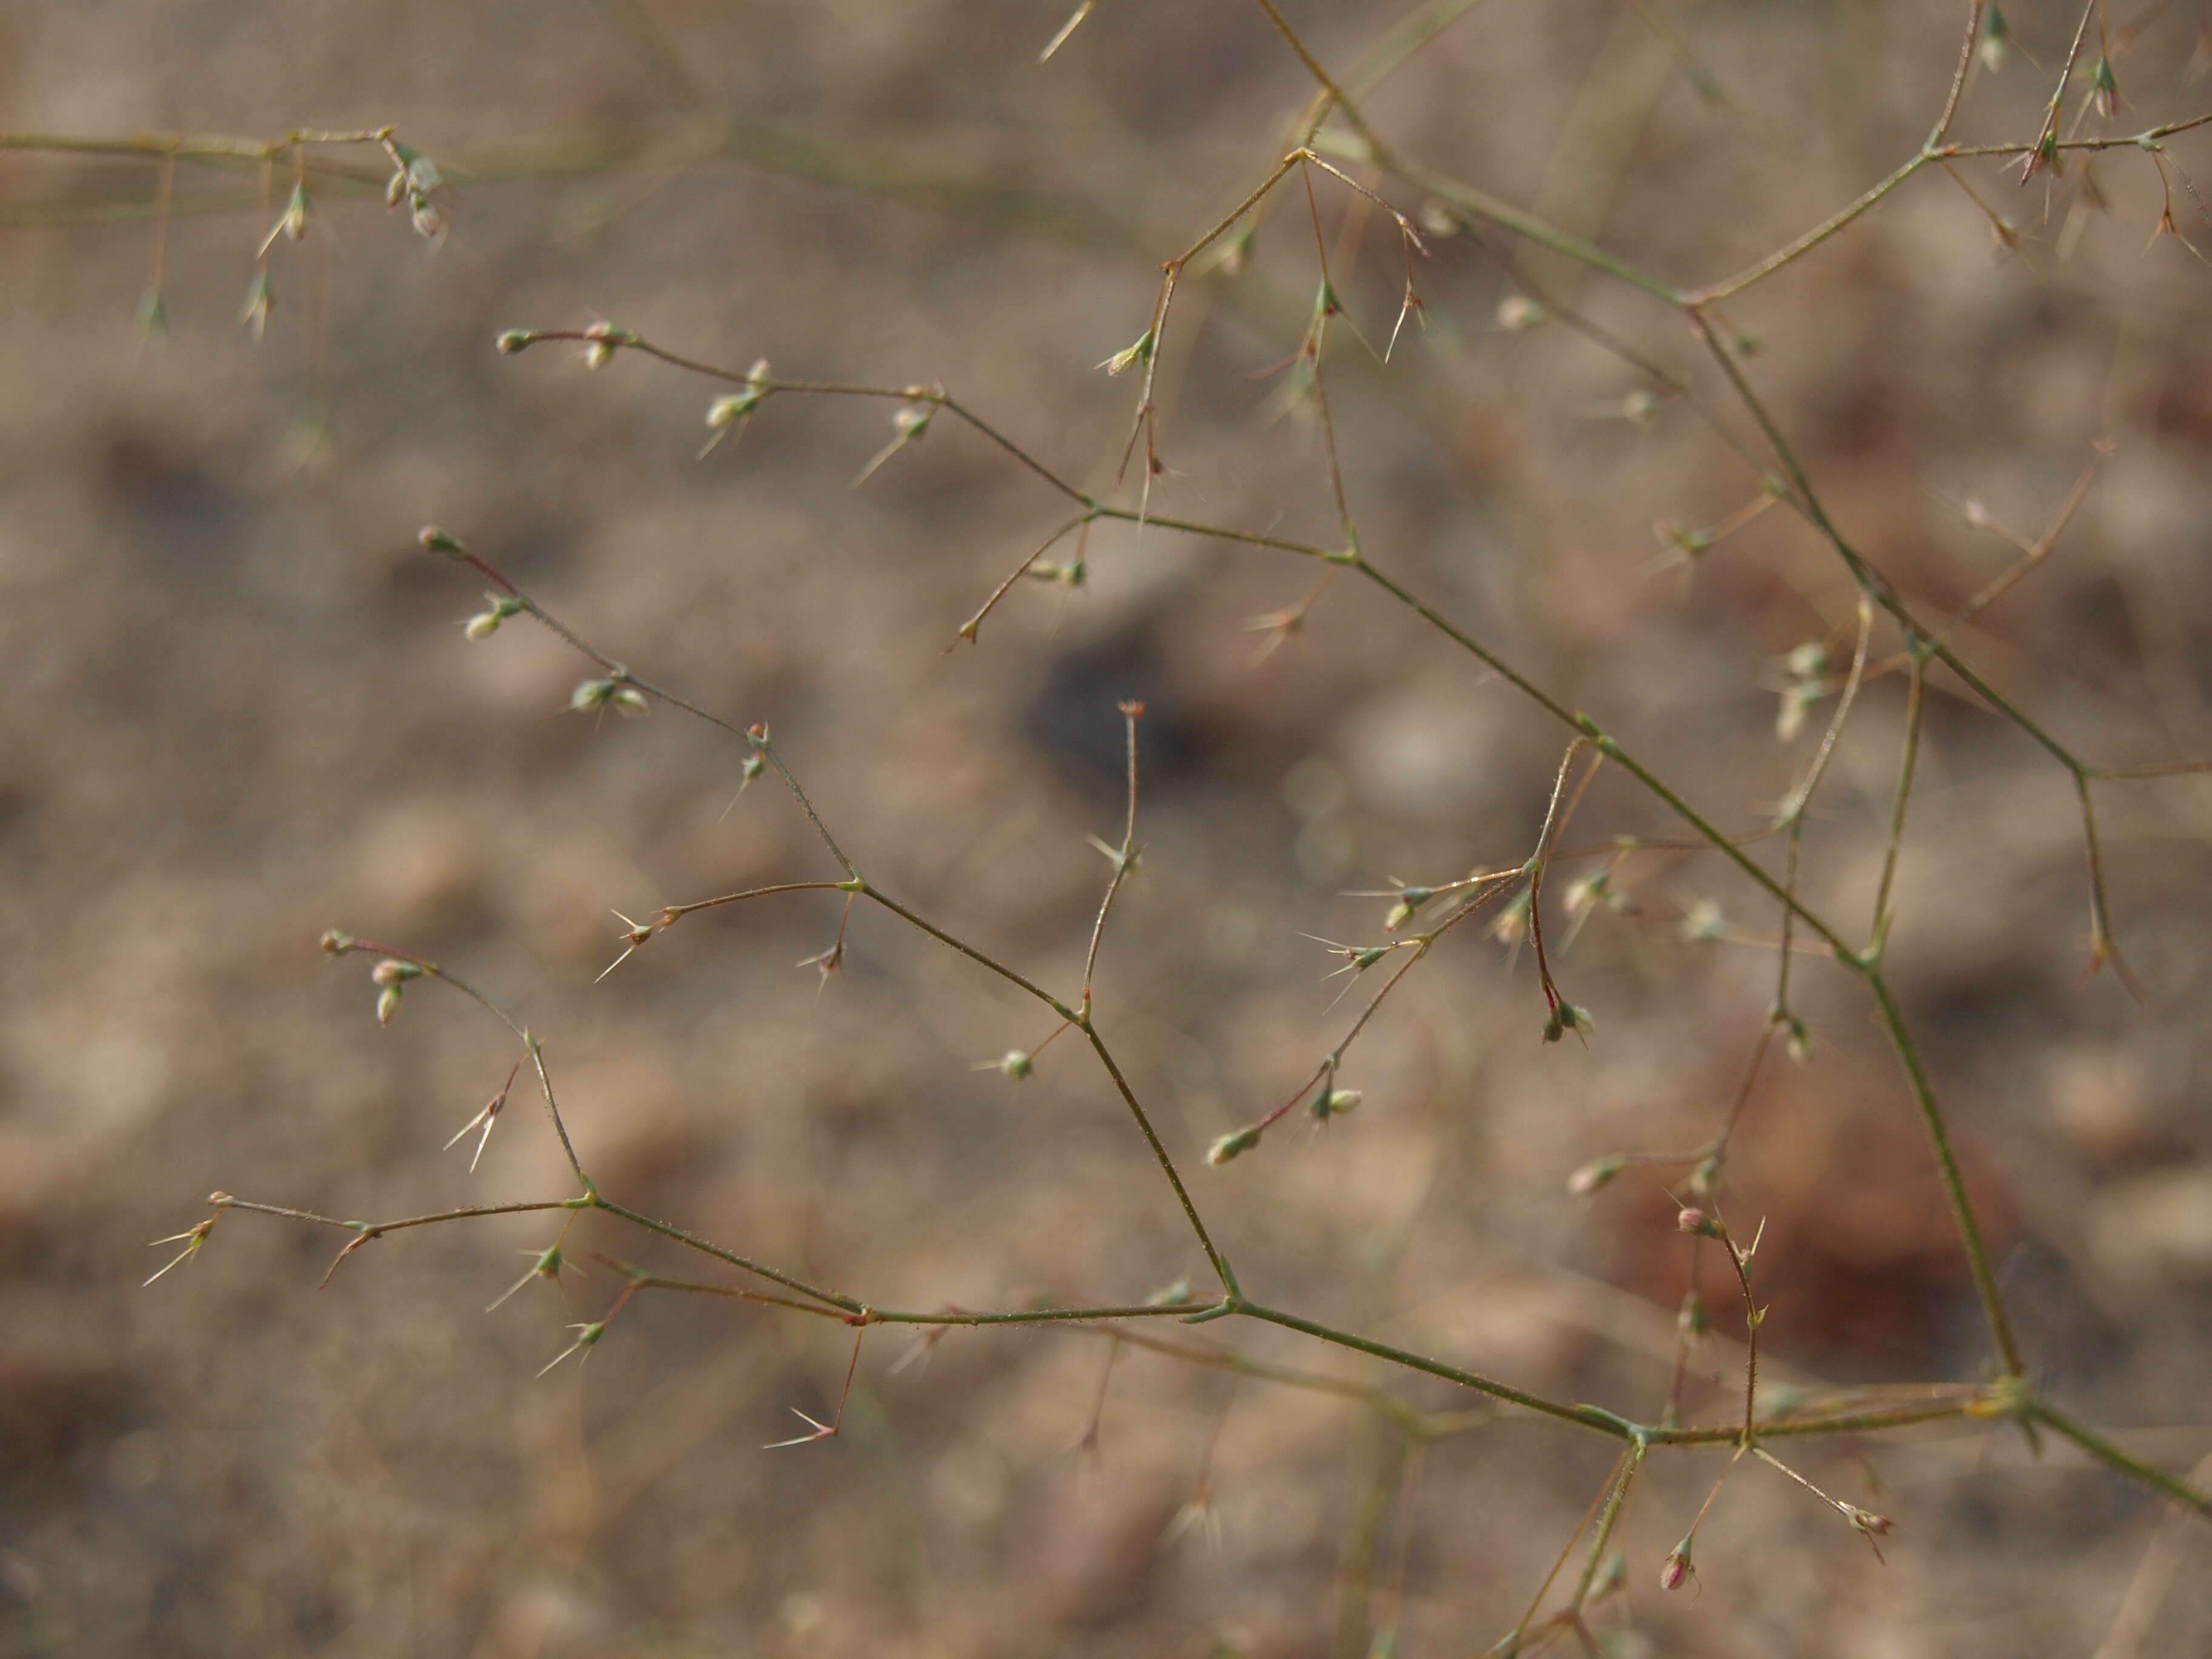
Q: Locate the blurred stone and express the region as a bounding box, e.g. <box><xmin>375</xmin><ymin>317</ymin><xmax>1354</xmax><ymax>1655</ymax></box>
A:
<box><xmin>2043</xmin><ymin>1044</ymin><xmax>2162</xmax><ymax>1166</ymax></box>
<box><xmin>2085</xmin><ymin>1164</ymin><xmax>2212</xmax><ymax>1285</ymax></box>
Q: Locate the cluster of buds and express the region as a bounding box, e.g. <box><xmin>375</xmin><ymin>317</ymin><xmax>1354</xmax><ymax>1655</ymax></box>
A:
<box><xmin>581</xmin><ymin>321</ymin><xmax>638</xmax><ymax>370</ymax></box>
<box><xmin>1381</xmin><ymin>885</ymin><xmax>1432</xmax><ymax>931</ymax></box>
<box><xmin>1541</xmin><ymin>1000</ymin><xmax>1593</xmax><ymax>1043</ymax></box>
<box><xmin>570</xmin><ymin>677</ymin><xmax>649</xmax><ymax>717</ymax></box>
<box><xmin>370</xmin><ymin>956</ymin><xmax>423</xmax><ymax>1025</ymax></box>
<box><xmin>1775</xmin><ymin>640</ymin><xmax>1830</xmax><ymax>742</ymax></box>
<box><xmin>463</xmin><ymin>593</ymin><xmax>526</xmax><ymax>639</ymax></box>
<box><xmin>381</xmin><ymin>140</ymin><xmax>447</xmax><ymax>241</ymax></box>
<box><xmin>700</xmin><ymin>360</ymin><xmax>773</xmax><ymax>457</ymax></box>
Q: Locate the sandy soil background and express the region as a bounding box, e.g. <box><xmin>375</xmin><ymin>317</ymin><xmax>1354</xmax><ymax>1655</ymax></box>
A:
<box><xmin>5</xmin><ymin>1</ymin><xmax>2212</xmax><ymax>1654</ymax></box>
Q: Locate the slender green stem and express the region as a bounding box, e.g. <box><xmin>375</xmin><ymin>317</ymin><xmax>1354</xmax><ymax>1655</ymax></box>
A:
<box><xmin>592</xmin><ymin>1197</ymin><xmax>862</xmax><ymax>1313</ymax></box>
<box><xmin>2031</xmin><ymin>1404</ymin><xmax>2212</xmax><ymax>1523</ymax></box>
<box><xmin>1865</xmin><ymin>977</ymin><xmax>2023</xmax><ymax>1376</ymax></box>
<box><xmin>1239</xmin><ymin>1302</ymin><xmax>1626</xmax><ymax>1434</ymax></box>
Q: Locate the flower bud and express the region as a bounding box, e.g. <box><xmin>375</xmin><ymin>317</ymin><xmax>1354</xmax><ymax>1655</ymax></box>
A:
<box><xmin>1567</xmin><ymin>1155</ymin><xmax>1626</xmax><ymax>1196</ymax></box>
<box><xmin>1978</xmin><ymin>4</ymin><xmax>2010</xmax><ymax>75</ymax></box>
<box><xmin>320</xmin><ymin>929</ymin><xmax>355</xmax><ymax>955</ymax></box>
<box><xmin>1676</xmin><ymin>1206</ymin><xmax>1721</xmax><ymax>1238</ymax></box>
<box><xmin>239</xmin><ymin>270</ymin><xmax>275</xmax><ymax>339</ymax></box>
<box><xmin>1309</xmin><ymin>1087</ymin><xmax>1361</xmax><ymax>1121</ymax></box>
<box><xmin>570</xmin><ymin>679</ymin><xmax>617</xmax><ymax>712</ymax></box>
<box><xmin>496</xmin><ymin>329</ymin><xmax>534</xmax><ymax>355</ymax></box>
<box><xmin>418</xmin><ymin>526</ymin><xmax>466</xmax><ymax>555</ymax></box>
<box><xmin>1099</xmin><ymin>328</ymin><xmax>1155</xmax><ymax>377</ymax></box>
<box><xmin>280</xmin><ymin>182</ymin><xmax>310</xmax><ymax>243</ymax></box>
<box><xmin>610</xmin><ymin>686</ymin><xmax>650</xmax><ymax>717</ymax></box>
<box><xmin>370</xmin><ymin>958</ymin><xmax>422</xmax><ymax>988</ymax></box>
<box><xmin>1495</xmin><ymin>293</ymin><xmax>1548</xmax><ymax>332</ymax></box>
<box><xmin>1659</xmin><ymin>1540</ymin><xmax>1694</xmax><ymax>1592</ymax></box>
<box><xmin>998</xmin><ymin>1050</ymin><xmax>1034</xmax><ymax>1080</ymax></box>
<box><xmin>376</xmin><ymin>984</ymin><xmax>403</xmax><ymax>1025</ymax></box>
<box><xmin>1207</xmin><ymin>1127</ymin><xmax>1261</xmax><ymax>1166</ymax></box>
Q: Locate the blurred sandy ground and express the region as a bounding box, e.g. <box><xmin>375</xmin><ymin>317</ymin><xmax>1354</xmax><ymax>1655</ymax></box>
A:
<box><xmin>4</xmin><ymin>1</ymin><xmax>2212</xmax><ymax>1654</ymax></box>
